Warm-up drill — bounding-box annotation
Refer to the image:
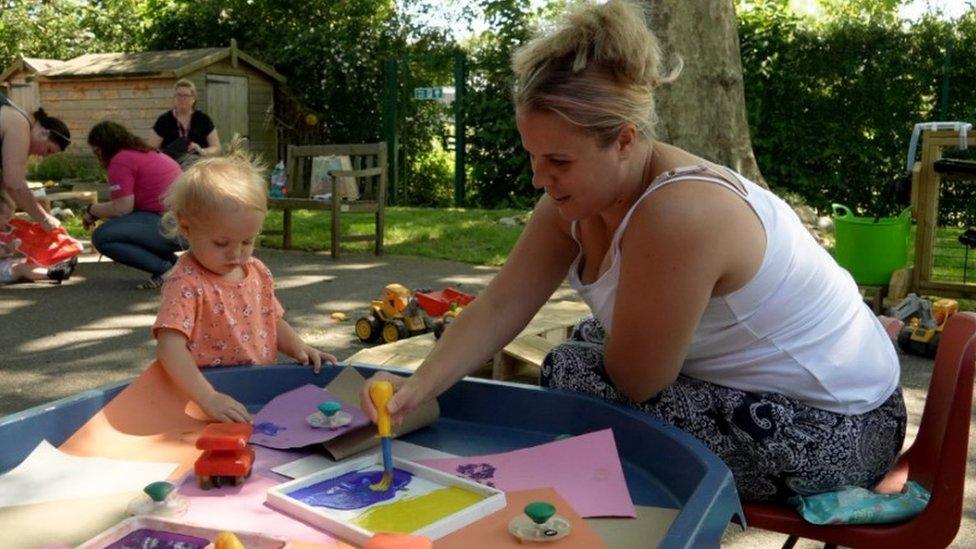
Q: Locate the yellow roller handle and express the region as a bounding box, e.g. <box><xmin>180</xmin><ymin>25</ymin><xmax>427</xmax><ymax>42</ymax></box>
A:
<box><xmin>369</xmin><ymin>381</ymin><xmax>394</xmax><ymax>437</ymax></box>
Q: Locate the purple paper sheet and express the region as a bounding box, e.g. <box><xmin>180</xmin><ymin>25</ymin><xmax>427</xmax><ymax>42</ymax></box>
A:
<box><xmin>417</xmin><ymin>429</ymin><xmax>636</xmax><ymax>518</ymax></box>
<box><xmin>249</xmin><ymin>384</ymin><xmax>369</xmax><ymax>450</ymax></box>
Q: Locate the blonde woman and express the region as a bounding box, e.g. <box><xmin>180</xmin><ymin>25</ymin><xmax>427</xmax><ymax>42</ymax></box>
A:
<box><xmin>152</xmin><ymin>154</ymin><xmax>336</xmax><ymax>422</ymax></box>
<box><xmin>149</xmin><ymin>79</ymin><xmax>221</xmax><ymax>164</ymax></box>
<box><xmin>360</xmin><ymin>0</ymin><xmax>906</xmax><ymax>503</ymax></box>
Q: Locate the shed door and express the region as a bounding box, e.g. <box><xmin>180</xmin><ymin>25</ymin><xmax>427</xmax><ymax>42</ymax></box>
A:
<box><xmin>8</xmin><ymin>81</ymin><xmax>39</xmax><ymax>113</ymax></box>
<box><xmin>206</xmin><ymin>74</ymin><xmax>249</xmax><ymax>149</ymax></box>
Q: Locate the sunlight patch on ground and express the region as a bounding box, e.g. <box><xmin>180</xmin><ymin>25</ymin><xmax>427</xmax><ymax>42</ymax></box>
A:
<box><xmin>0</xmin><ymin>299</ymin><xmax>34</xmax><ymax>316</ymax></box>
<box><xmin>313</xmin><ymin>300</ymin><xmax>366</xmax><ymax>312</ymax></box>
<box><xmin>323</xmin><ymin>262</ymin><xmax>389</xmax><ymax>271</ymax></box>
<box><xmin>127</xmin><ymin>301</ymin><xmax>160</xmax><ymax>313</ymax></box>
<box><xmin>20</xmin><ymin>328</ymin><xmax>134</xmax><ymax>353</ymax></box>
<box><xmin>273</xmin><ymin>274</ymin><xmax>337</xmax><ymax>290</ymax></box>
<box><xmin>82</xmin><ymin>314</ymin><xmax>156</xmax><ymax>329</ymax></box>
<box><xmin>435</xmin><ymin>275</ymin><xmax>494</xmax><ymax>286</ymax></box>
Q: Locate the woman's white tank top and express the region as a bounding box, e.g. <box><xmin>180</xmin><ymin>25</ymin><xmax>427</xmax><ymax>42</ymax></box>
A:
<box><xmin>567</xmin><ymin>165</ymin><xmax>899</xmax><ymax>414</ymax></box>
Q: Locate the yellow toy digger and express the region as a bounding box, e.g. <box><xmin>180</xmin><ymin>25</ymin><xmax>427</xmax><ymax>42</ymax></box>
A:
<box><xmin>355</xmin><ymin>284</ymin><xmax>432</xmax><ymax>344</ymax></box>
<box><xmin>890</xmin><ymin>294</ymin><xmax>959</xmax><ymax>358</ymax></box>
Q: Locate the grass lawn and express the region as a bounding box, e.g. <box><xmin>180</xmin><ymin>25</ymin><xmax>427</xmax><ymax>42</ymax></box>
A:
<box><xmin>64</xmin><ymin>206</ymin><xmax>530</xmax><ymax>267</ymax></box>
<box><xmin>60</xmin><ymin>208</ymin><xmax>976</xmax><ymax>309</ymax></box>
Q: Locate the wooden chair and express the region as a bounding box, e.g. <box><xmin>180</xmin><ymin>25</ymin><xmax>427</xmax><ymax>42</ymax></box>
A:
<box><xmin>266</xmin><ymin>142</ymin><xmax>386</xmax><ymax>259</ymax></box>
<box><xmin>742</xmin><ymin>311</ymin><xmax>976</xmax><ymax>549</ymax></box>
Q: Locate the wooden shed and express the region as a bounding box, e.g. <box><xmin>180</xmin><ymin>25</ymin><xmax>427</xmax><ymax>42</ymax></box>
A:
<box><xmin>0</xmin><ymin>41</ymin><xmax>285</xmax><ymax>163</ymax></box>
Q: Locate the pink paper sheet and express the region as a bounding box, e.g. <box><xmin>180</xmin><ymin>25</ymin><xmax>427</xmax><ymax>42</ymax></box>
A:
<box><xmin>250</xmin><ymin>384</ymin><xmax>369</xmax><ymax>450</ymax></box>
<box><xmin>418</xmin><ymin>429</ymin><xmax>636</xmax><ymax>518</ymax></box>
<box><xmin>177</xmin><ymin>472</ymin><xmax>336</xmax><ymax>544</ymax></box>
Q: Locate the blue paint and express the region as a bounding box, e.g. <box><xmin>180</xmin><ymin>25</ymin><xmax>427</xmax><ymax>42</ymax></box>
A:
<box><xmin>287</xmin><ymin>468</ymin><xmax>412</xmax><ymax>510</ymax></box>
<box><xmin>254</xmin><ymin>422</ymin><xmax>287</xmax><ymax>436</ymax></box>
<box><xmin>381</xmin><ymin>437</ymin><xmax>393</xmax><ymax>472</ymax></box>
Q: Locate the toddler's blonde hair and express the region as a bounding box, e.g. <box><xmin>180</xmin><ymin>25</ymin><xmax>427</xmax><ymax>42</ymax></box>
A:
<box><xmin>161</xmin><ymin>152</ymin><xmax>267</xmax><ymax>239</ymax></box>
<box><xmin>512</xmin><ymin>0</ymin><xmax>680</xmax><ymax>146</ymax></box>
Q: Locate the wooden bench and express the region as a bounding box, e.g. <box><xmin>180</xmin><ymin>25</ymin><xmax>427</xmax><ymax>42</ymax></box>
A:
<box><xmin>266</xmin><ymin>142</ymin><xmax>386</xmax><ymax>259</ymax></box>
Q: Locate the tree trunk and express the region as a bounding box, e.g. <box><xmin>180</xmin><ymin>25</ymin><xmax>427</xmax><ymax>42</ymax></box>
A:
<box><xmin>646</xmin><ymin>0</ymin><xmax>766</xmax><ymax>188</ymax></box>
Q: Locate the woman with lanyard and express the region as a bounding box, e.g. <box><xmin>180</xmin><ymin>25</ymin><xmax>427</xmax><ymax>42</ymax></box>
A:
<box><xmin>0</xmin><ymin>94</ymin><xmax>71</xmax><ymax>230</ymax></box>
<box><xmin>148</xmin><ymin>79</ymin><xmax>221</xmax><ymax>168</ymax></box>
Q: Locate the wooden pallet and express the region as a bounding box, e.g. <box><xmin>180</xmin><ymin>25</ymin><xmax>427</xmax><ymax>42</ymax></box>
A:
<box><xmin>345</xmin><ymin>300</ymin><xmax>591</xmax><ymax>385</ymax></box>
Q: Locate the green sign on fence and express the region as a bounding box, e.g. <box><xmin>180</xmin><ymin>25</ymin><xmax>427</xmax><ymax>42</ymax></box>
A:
<box><xmin>414</xmin><ymin>87</ymin><xmax>444</xmax><ymax>100</ymax></box>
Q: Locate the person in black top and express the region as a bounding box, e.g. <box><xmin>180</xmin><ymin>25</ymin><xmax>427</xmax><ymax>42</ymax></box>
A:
<box><xmin>0</xmin><ymin>94</ymin><xmax>71</xmax><ymax>231</ymax></box>
<box><xmin>148</xmin><ymin>79</ymin><xmax>221</xmax><ymax>166</ymax></box>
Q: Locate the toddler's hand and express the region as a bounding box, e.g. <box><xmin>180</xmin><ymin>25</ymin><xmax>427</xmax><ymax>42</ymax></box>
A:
<box><xmin>293</xmin><ymin>344</ymin><xmax>337</xmax><ymax>374</ymax></box>
<box><xmin>200</xmin><ymin>391</ymin><xmax>251</xmax><ymax>423</ymax></box>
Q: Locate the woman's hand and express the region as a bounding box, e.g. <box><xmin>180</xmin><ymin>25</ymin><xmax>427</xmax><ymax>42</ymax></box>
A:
<box><xmin>199</xmin><ymin>390</ymin><xmax>251</xmax><ymax>423</ymax></box>
<box><xmin>188</xmin><ymin>142</ymin><xmax>203</xmax><ymax>155</ymax></box>
<box><xmin>39</xmin><ymin>213</ymin><xmax>61</xmax><ymax>232</ymax></box>
<box><xmin>82</xmin><ymin>207</ymin><xmax>97</xmax><ymax>231</ymax></box>
<box><xmin>359</xmin><ymin>372</ymin><xmax>427</xmax><ymax>426</ymax></box>
<box><xmin>291</xmin><ymin>343</ymin><xmax>337</xmax><ymax>374</ymax></box>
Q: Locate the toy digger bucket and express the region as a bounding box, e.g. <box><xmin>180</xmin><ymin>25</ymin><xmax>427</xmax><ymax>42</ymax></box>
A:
<box><xmin>832</xmin><ymin>204</ymin><xmax>911</xmax><ymax>286</ymax></box>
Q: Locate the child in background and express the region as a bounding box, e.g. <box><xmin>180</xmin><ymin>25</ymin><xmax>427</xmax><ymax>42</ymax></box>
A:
<box><xmin>0</xmin><ymin>190</ymin><xmax>76</xmax><ymax>285</ymax></box>
<box><xmin>152</xmin><ymin>153</ymin><xmax>336</xmax><ymax>423</ymax></box>
<box><xmin>0</xmin><ymin>242</ymin><xmax>76</xmax><ymax>285</ymax></box>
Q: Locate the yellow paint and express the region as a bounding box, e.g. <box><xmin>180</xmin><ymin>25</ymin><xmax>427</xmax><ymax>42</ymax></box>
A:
<box><xmin>213</xmin><ymin>532</ymin><xmax>245</xmax><ymax>549</ymax></box>
<box><xmin>352</xmin><ymin>486</ymin><xmax>484</xmax><ymax>533</ymax></box>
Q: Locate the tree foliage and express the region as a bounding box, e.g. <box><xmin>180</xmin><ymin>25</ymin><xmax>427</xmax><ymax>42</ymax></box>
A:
<box><xmin>738</xmin><ymin>1</ymin><xmax>976</xmax><ymax>220</ymax></box>
<box><xmin>4</xmin><ymin>0</ymin><xmax>976</xmax><ymax>217</ymax></box>
<box><xmin>0</xmin><ymin>0</ymin><xmax>145</xmax><ymax>67</ymax></box>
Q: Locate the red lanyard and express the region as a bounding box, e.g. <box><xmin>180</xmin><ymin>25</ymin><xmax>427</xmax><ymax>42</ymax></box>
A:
<box><xmin>173</xmin><ymin>110</ymin><xmax>189</xmax><ymax>139</ymax></box>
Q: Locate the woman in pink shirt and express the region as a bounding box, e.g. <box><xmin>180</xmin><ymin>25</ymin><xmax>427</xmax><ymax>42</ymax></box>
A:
<box><xmin>85</xmin><ymin>121</ymin><xmax>183</xmax><ymax>289</ymax></box>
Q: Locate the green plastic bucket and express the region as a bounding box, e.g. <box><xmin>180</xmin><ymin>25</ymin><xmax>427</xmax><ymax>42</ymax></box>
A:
<box><xmin>832</xmin><ymin>204</ymin><xmax>911</xmax><ymax>286</ymax></box>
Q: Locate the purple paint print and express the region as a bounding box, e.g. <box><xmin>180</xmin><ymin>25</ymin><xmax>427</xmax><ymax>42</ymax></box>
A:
<box><xmin>250</xmin><ymin>384</ymin><xmax>370</xmax><ymax>450</ymax></box>
<box><xmin>456</xmin><ymin>462</ymin><xmax>497</xmax><ymax>488</ymax></box>
<box><xmin>254</xmin><ymin>422</ymin><xmax>288</xmax><ymax>436</ymax></box>
<box><xmin>105</xmin><ymin>528</ymin><xmax>209</xmax><ymax>549</ymax></box>
<box><xmin>286</xmin><ymin>468</ymin><xmax>413</xmax><ymax>510</ymax></box>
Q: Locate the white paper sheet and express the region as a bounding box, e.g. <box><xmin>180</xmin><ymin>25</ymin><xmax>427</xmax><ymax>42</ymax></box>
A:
<box><xmin>0</xmin><ymin>440</ymin><xmax>177</xmax><ymax>508</ymax></box>
<box><xmin>271</xmin><ymin>440</ymin><xmax>456</xmax><ymax>479</ymax></box>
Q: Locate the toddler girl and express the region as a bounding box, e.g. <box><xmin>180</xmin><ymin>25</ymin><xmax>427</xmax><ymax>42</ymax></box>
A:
<box><xmin>152</xmin><ymin>154</ymin><xmax>336</xmax><ymax>423</ymax></box>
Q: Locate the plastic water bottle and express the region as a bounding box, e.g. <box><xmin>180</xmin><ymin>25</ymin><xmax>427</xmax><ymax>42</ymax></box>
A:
<box><xmin>270</xmin><ymin>161</ymin><xmax>287</xmax><ymax>198</ymax></box>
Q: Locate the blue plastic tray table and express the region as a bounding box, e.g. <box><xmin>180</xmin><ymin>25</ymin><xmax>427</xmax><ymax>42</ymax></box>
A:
<box><xmin>0</xmin><ymin>364</ymin><xmax>743</xmax><ymax>548</ymax></box>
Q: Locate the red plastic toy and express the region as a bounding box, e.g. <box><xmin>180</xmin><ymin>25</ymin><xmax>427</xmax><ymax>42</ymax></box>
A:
<box><xmin>0</xmin><ymin>218</ymin><xmax>82</xmax><ymax>267</ymax></box>
<box><xmin>414</xmin><ymin>288</ymin><xmax>476</xmax><ymax>317</ymax></box>
<box><xmin>194</xmin><ymin>423</ymin><xmax>255</xmax><ymax>490</ymax></box>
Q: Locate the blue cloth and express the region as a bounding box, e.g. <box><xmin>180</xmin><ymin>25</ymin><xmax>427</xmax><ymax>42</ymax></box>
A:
<box><xmin>791</xmin><ymin>481</ymin><xmax>930</xmax><ymax>525</ymax></box>
<box><xmin>92</xmin><ymin>211</ymin><xmax>182</xmax><ymax>277</ymax></box>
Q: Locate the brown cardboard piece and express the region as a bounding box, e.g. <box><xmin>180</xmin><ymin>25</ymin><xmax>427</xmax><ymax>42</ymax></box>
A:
<box><xmin>320</xmin><ymin>366</ymin><xmax>440</xmax><ymax>461</ymax></box>
<box><xmin>586</xmin><ymin>505</ymin><xmax>679</xmax><ymax>548</ymax></box>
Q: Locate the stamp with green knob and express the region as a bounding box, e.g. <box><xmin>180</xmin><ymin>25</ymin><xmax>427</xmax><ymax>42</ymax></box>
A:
<box><xmin>508</xmin><ymin>500</ymin><xmax>571</xmax><ymax>542</ymax></box>
<box><xmin>307</xmin><ymin>400</ymin><xmax>353</xmax><ymax>429</ymax></box>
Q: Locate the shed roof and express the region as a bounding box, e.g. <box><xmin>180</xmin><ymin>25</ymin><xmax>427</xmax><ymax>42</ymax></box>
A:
<box><xmin>23</xmin><ymin>58</ymin><xmax>64</xmax><ymax>73</ymax></box>
<box><xmin>0</xmin><ymin>56</ymin><xmax>64</xmax><ymax>82</ymax></box>
<box><xmin>26</xmin><ymin>43</ymin><xmax>284</xmax><ymax>83</ymax></box>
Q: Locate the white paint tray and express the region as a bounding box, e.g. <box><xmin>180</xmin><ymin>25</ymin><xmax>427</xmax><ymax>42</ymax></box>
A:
<box><xmin>266</xmin><ymin>453</ymin><xmax>506</xmax><ymax>545</ymax></box>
